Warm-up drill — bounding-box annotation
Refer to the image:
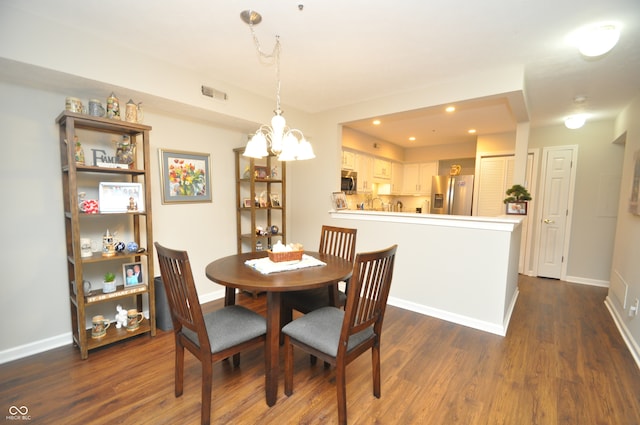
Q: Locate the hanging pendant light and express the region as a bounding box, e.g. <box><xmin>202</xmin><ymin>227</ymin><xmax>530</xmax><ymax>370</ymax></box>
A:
<box><xmin>241</xmin><ymin>10</ymin><xmax>315</xmax><ymax>161</ymax></box>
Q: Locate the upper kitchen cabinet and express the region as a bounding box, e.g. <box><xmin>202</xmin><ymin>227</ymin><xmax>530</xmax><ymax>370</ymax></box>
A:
<box><xmin>402</xmin><ymin>162</ymin><xmax>437</xmax><ymax>196</ymax></box>
<box><xmin>355</xmin><ymin>153</ymin><xmax>373</xmax><ymax>192</ymax></box>
<box><xmin>342</xmin><ymin>150</ymin><xmax>356</xmax><ymax>170</ymax></box>
<box><xmin>391</xmin><ymin>162</ymin><xmax>403</xmax><ymax>194</ymax></box>
<box><xmin>373</xmin><ymin>158</ymin><xmax>391</xmax><ymax>180</ymax></box>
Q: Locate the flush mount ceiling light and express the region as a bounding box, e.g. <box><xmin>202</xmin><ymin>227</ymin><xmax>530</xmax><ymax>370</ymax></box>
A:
<box><xmin>564</xmin><ymin>114</ymin><xmax>587</xmax><ymax>129</ymax></box>
<box><xmin>241</xmin><ymin>10</ymin><xmax>315</xmax><ymax>161</ymax></box>
<box><xmin>569</xmin><ymin>22</ymin><xmax>621</xmax><ymax>57</ymax></box>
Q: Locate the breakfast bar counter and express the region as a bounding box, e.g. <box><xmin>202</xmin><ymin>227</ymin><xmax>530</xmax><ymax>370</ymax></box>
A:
<box><xmin>328</xmin><ymin>210</ymin><xmax>524</xmax><ymax>336</ymax></box>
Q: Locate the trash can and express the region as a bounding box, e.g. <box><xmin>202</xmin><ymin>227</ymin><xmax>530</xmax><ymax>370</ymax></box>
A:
<box><xmin>154</xmin><ymin>276</ymin><xmax>173</xmax><ymax>331</ymax></box>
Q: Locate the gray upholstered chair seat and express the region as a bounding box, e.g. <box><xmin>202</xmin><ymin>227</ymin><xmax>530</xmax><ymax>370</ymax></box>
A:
<box><xmin>282</xmin><ymin>306</ymin><xmax>374</xmax><ymax>357</ymax></box>
<box><xmin>182</xmin><ymin>305</ymin><xmax>266</xmax><ymax>354</ymax></box>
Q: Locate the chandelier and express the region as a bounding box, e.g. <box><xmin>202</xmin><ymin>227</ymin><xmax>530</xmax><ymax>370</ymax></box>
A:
<box><xmin>241</xmin><ymin>10</ymin><xmax>315</xmax><ymax>161</ymax></box>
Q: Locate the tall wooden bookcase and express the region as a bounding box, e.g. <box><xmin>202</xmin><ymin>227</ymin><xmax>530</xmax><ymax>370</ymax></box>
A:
<box><xmin>57</xmin><ymin>111</ymin><xmax>155</xmax><ymax>359</ymax></box>
<box><xmin>234</xmin><ymin>147</ymin><xmax>286</xmax><ymax>254</ymax></box>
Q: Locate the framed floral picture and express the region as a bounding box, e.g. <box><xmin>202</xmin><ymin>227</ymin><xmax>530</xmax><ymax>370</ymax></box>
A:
<box><xmin>159</xmin><ymin>149</ymin><xmax>212</xmax><ymax>204</ymax></box>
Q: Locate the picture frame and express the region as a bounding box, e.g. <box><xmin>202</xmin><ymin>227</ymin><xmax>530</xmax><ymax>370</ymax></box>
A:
<box><xmin>98</xmin><ymin>182</ymin><xmax>144</xmax><ymax>213</ymax></box>
<box><xmin>269</xmin><ymin>193</ymin><xmax>281</xmax><ymax>207</ymax></box>
<box><xmin>159</xmin><ymin>149</ymin><xmax>212</xmax><ymax>204</ymax></box>
<box><xmin>123</xmin><ymin>261</ymin><xmax>145</xmax><ymax>287</ymax></box>
<box><xmin>243</xmin><ymin>198</ymin><xmax>252</xmax><ymax>208</ymax></box>
<box><xmin>506</xmin><ymin>201</ymin><xmax>528</xmax><ymax>215</ymax></box>
<box><xmin>332</xmin><ymin>191</ymin><xmax>348</xmax><ymax>210</ymax></box>
<box><xmin>254</xmin><ymin>165</ymin><xmax>269</xmax><ymax>180</ymax></box>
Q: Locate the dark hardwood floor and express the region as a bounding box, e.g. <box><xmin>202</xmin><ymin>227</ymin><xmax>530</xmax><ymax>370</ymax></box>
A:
<box><xmin>2</xmin><ymin>275</ymin><xmax>639</xmax><ymax>424</ymax></box>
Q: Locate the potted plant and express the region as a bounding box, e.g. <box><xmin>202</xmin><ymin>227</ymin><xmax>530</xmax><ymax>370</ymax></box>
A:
<box><xmin>103</xmin><ymin>272</ymin><xmax>117</xmax><ymax>293</ymax></box>
<box><xmin>503</xmin><ymin>184</ymin><xmax>532</xmax><ymax>215</ymax></box>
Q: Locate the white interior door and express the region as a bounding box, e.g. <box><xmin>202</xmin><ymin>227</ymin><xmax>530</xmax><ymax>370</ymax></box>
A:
<box><xmin>536</xmin><ymin>147</ymin><xmax>576</xmax><ymax>279</ymax></box>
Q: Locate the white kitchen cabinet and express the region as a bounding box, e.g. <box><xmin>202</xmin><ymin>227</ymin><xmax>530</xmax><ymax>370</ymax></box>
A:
<box><xmin>342</xmin><ymin>150</ymin><xmax>356</xmax><ymax>170</ymax></box>
<box><xmin>402</xmin><ymin>162</ymin><xmax>437</xmax><ymax>195</ymax></box>
<box><xmin>391</xmin><ymin>162</ymin><xmax>403</xmax><ymax>194</ymax></box>
<box><xmin>373</xmin><ymin>158</ymin><xmax>391</xmax><ymax>180</ymax></box>
<box><xmin>355</xmin><ymin>153</ymin><xmax>373</xmax><ymax>192</ymax></box>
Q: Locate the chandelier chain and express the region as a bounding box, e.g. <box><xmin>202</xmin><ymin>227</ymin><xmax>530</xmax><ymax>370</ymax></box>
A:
<box><xmin>247</xmin><ymin>24</ymin><xmax>282</xmax><ymax>112</ymax></box>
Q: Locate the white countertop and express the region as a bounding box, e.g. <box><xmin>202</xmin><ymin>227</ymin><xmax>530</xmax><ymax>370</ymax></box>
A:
<box><xmin>330</xmin><ymin>209</ymin><xmax>523</xmax><ymax>232</ymax></box>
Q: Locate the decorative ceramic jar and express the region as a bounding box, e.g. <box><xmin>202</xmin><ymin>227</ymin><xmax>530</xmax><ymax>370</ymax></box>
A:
<box><xmin>106</xmin><ymin>92</ymin><xmax>120</xmax><ymax>120</ymax></box>
<box><xmin>125</xmin><ymin>99</ymin><xmax>137</xmax><ymax>123</ymax></box>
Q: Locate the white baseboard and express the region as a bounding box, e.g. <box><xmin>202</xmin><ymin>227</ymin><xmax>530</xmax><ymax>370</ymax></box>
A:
<box><xmin>0</xmin><ymin>333</ymin><xmax>72</xmax><ymax>365</ymax></box>
<box><xmin>604</xmin><ymin>296</ymin><xmax>640</xmax><ymax>370</ymax></box>
<box><xmin>387</xmin><ymin>292</ymin><xmax>518</xmax><ymax>337</ymax></box>
<box><xmin>198</xmin><ymin>288</ymin><xmax>228</xmax><ymax>304</ymax></box>
<box><xmin>564</xmin><ymin>275</ymin><xmax>610</xmax><ymax>287</ymax></box>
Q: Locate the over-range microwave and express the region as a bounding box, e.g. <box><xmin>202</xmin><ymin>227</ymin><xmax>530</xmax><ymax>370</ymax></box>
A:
<box><xmin>341</xmin><ymin>170</ymin><xmax>357</xmax><ymax>194</ymax></box>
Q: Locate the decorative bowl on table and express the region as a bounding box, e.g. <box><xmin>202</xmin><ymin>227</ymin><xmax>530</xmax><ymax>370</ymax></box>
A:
<box><xmin>267</xmin><ymin>250</ymin><xmax>303</xmax><ymax>262</ymax></box>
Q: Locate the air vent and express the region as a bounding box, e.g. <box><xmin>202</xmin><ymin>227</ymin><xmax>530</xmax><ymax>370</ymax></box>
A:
<box><xmin>201</xmin><ymin>85</ymin><xmax>228</xmax><ymax>101</ymax></box>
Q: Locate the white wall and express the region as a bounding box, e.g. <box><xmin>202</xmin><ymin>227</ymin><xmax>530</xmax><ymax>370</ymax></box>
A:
<box><xmin>528</xmin><ymin>121</ymin><xmax>624</xmax><ymax>284</ymax></box>
<box><xmin>606</xmin><ymin>95</ymin><xmax>640</xmax><ymax>363</ymax></box>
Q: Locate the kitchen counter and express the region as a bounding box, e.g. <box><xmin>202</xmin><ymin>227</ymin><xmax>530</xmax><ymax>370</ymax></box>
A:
<box><xmin>328</xmin><ymin>209</ymin><xmax>523</xmax><ymax>336</ymax></box>
<box><xmin>333</xmin><ymin>209</ymin><xmax>523</xmax><ymax>231</ymax></box>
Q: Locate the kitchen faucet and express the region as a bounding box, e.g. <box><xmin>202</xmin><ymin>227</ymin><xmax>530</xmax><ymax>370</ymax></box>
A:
<box><xmin>371</xmin><ymin>197</ymin><xmax>384</xmax><ymax>210</ymax></box>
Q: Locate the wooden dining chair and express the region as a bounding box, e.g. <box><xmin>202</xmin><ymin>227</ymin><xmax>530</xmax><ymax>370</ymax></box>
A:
<box><xmin>154</xmin><ymin>242</ymin><xmax>266</xmax><ymax>425</ymax></box>
<box><xmin>281</xmin><ymin>225</ymin><xmax>357</xmax><ymax>323</ymax></box>
<box><xmin>282</xmin><ymin>244</ymin><xmax>398</xmax><ymax>425</ymax></box>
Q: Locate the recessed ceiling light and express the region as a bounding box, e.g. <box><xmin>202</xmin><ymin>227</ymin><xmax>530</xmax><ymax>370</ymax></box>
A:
<box><xmin>372</xmin><ymin>119</ymin><xmax>381</xmax><ymax>125</ymax></box>
<box><xmin>568</xmin><ymin>22</ymin><xmax>621</xmax><ymax>57</ymax></box>
<box><xmin>445</xmin><ymin>106</ymin><xmax>455</xmax><ymax>113</ymax></box>
<box><xmin>564</xmin><ymin>114</ymin><xmax>587</xmax><ymax>129</ymax></box>
<box><xmin>468</xmin><ymin>129</ymin><xmax>476</xmax><ymax>134</ymax></box>
<box><xmin>408</xmin><ymin>136</ymin><xmax>416</xmax><ymax>141</ymax></box>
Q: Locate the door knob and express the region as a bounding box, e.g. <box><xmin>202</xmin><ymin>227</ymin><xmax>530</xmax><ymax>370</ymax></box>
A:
<box><xmin>543</xmin><ymin>218</ymin><xmax>555</xmax><ymax>224</ymax></box>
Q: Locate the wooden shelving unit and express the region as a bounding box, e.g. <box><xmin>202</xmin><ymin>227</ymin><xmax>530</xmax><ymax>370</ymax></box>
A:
<box><xmin>57</xmin><ymin>111</ymin><xmax>155</xmax><ymax>359</ymax></box>
<box><xmin>234</xmin><ymin>147</ymin><xmax>286</xmax><ymax>255</ymax></box>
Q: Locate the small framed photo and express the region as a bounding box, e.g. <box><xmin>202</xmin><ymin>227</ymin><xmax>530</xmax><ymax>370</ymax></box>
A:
<box><xmin>243</xmin><ymin>198</ymin><xmax>252</xmax><ymax>208</ymax></box>
<box><xmin>159</xmin><ymin>149</ymin><xmax>212</xmax><ymax>204</ymax></box>
<box><xmin>332</xmin><ymin>191</ymin><xmax>348</xmax><ymax>210</ymax></box>
<box><xmin>123</xmin><ymin>262</ymin><xmax>145</xmax><ymax>287</ymax></box>
<box><xmin>99</xmin><ymin>182</ymin><xmax>144</xmax><ymax>213</ymax></box>
<box><xmin>254</xmin><ymin>165</ymin><xmax>268</xmax><ymax>180</ymax></box>
<box><xmin>269</xmin><ymin>193</ymin><xmax>281</xmax><ymax>207</ymax></box>
<box><xmin>506</xmin><ymin>202</ymin><xmax>528</xmax><ymax>215</ymax></box>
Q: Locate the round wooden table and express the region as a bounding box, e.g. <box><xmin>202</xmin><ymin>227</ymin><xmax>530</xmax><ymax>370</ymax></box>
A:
<box><xmin>205</xmin><ymin>251</ymin><xmax>353</xmax><ymax>407</ymax></box>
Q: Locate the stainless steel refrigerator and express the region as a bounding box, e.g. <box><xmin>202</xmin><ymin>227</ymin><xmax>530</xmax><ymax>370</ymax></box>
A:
<box><xmin>430</xmin><ymin>175</ymin><xmax>474</xmax><ymax>215</ymax></box>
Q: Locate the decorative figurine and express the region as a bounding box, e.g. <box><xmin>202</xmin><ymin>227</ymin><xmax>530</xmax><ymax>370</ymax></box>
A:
<box><xmin>115</xmin><ymin>305</ymin><xmax>128</xmax><ymax>329</ymax></box>
<box><xmin>74</xmin><ymin>136</ymin><xmax>85</xmax><ymax>165</ymax></box>
<box><xmin>102</xmin><ymin>229</ymin><xmax>115</xmax><ymax>257</ymax></box>
<box><xmin>115</xmin><ymin>135</ymin><xmax>136</xmax><ymax>168</ymax></box>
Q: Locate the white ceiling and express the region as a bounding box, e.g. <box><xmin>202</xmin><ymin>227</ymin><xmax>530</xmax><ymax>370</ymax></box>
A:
<box><xmin>5</xmin><ymin>0</ymin><xmax>640</xmax><ymax>148</ymax></box>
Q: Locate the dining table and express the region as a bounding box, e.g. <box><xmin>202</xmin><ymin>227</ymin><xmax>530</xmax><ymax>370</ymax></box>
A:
<box><xmin>205</xmin><ymin>250</ymin><xmax>353</xmax><ymax>407</ymax></box>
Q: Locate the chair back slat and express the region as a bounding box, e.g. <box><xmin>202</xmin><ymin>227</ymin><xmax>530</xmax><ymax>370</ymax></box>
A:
<box><xmin>341</xmin><ymin>245</ymin><xmax>397</xmax><ymax>341</ymax></box>
<box><xmin>155</xmin><ymin>242</ymin><xmax>210</xmax><ymax>352</ymax></box>
<box><xmin>319</xmin><ymin>225</ymin><xmax>357</xmax><ymax>262</ymax></box>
